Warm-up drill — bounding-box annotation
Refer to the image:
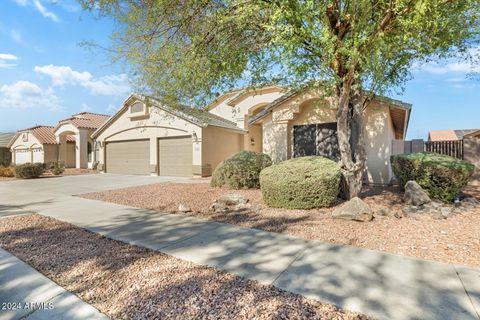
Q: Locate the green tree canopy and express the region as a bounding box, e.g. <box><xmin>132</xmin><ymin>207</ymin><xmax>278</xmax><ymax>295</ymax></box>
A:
<box><xmin>80</xmin><ymin>0</ymin><xmax>480</xmax><ymax>198</ymax></box>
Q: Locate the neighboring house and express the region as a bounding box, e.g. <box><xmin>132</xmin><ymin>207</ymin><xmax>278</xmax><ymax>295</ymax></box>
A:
<box><xmin>93</xmin><ymin>86</ymin><xmax>411</xmax><ymax>185</ymax></box>
<box><xmin>9</xmin><ymin>126</ymin><xmax>75</xmax><ymax>166</ymax></box>
<box><xmin>9</xmin><ymin>112</ymin><xmax>109</xmax><ymax>168</ymax></box>
<box><xmin>0</xmin><ymin>132</ymin><xmax>15</xmax><ymax>165</ymax></box>
<box><xmin>428</xmin><ymin>129</ymin><xmax>480</xmax><ymax>141</ymax></box>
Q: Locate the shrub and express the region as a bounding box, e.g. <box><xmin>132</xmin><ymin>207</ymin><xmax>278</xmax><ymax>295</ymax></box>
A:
<box><xmin>211</xmin><ymin>151</ymin><xmax>272</xmax><ymax>189</ymax></box>
<box><xmin>391</xmin><ymin>152</ymin><xmax>474</xmax><ymax>202</ymax></box>
<box><xmin>0</xmin><ymin>166</ymin><xmax>14</xmax><ymax>177</ymax></box>
<box><xmin>51</xmin><ymin>162</ymin><xmax>65</xmax><ymax>175</ymax></box>
<box><xmin>14</xmin><ymin>163</ymin><xmax>44</xmax><ymax>179</ymax></box>
<box><xmin>259</xmin><ymin>156</ymin><xmax>341</xmax><ymax>209</ymax></box>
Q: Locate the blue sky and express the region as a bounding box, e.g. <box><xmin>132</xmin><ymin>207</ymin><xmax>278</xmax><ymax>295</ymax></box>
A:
<box><xmin>1</xmin><ymin>0</ymin><xmax>479</xmax><ymax>139</ymax></box>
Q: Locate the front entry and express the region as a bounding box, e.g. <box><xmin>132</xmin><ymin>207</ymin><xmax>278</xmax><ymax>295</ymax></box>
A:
<box><xmin>293</xmin><ymin>123</ymin><xmax>340</xmax><ymax>161</ymax></box>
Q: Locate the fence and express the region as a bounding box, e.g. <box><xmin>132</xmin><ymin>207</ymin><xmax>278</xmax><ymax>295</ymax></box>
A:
<box><xmin>392</xmin><ymin>139</ymin><xmax>464</xmax><ymax>159</ymax></box>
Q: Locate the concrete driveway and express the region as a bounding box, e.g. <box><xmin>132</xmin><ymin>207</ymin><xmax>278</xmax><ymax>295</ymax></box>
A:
<box><xmin>0</xmin><ymin>173</ymin><xmax>192</xmax><ymax>196</ymax></box>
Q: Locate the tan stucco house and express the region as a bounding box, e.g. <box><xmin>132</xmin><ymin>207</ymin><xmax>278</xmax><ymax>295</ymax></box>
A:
<box><xmin>93</xmin><ymin>86</ymin><xmax>411</xmax><ymax>185</ymax></box>
<box><xmin>9</xmin><ymin>112</ymin><xmax>109</xmax><ymax>168</ymax></box>
<box><xmin>9</xmin><ymin>126</ymin><xmax>75</xmax><ymax>166</ymax></box>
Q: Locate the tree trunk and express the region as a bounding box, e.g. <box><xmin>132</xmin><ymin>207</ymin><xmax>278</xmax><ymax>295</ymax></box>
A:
<box><xmin>336</xmin><ymin>79</ymin><xmax>367</xmax><ymax>200</ymax></box>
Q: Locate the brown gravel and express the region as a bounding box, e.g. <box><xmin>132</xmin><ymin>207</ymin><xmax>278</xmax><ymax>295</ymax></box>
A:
<box><xmin>0</xmin><ymin>214</ymin><xmax>365</xmax><ymax>320</ymax></box>
<box><xmin>81</xmin><ymin>183</ymin><xmax>480</xmax><ymax>267</ymax></box>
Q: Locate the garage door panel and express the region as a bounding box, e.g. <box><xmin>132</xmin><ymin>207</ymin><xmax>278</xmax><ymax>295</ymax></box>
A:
<box><xmin>158</xmin><ymin>137</ymin><xmax>192</xmax><ymax>177</ymax></box>
<box><xmin>15</xmin><ymin>149</ymin><xmax>31</xmax><ymax>165</ymax></box>
<box><xmin>106</xmin><ymin>140</ymin><xmax>150</xmax><ymax>175</ymax></box>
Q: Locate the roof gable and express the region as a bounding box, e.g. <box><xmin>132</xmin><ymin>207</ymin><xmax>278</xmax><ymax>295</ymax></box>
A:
<box><xmin>92</xmin><ymin>93</ymin><xmax>245</xmax><ymax>138</ymax></box>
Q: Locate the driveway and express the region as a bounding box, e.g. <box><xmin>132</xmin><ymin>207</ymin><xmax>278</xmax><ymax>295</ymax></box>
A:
<box><xmin>0</xmin><ymin>173</ymin><xmax>192</xmax><ymax>196</ymax></box>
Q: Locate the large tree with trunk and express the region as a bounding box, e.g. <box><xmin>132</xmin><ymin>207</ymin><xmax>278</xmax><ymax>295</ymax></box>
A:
<box><xmin>80</xmin><ymin>0</ymin><xmax>479</xmax><ymax>198</ymax></box>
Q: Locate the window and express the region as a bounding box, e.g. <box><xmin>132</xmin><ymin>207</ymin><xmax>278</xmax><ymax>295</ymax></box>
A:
<box><xmin>131</xmin><ymin>102</ymin><xmax>144</xmax><ymax>113</ymax></box>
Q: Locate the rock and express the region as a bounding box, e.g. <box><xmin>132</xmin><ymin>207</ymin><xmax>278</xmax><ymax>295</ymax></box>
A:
<box><xmin>430</xmin><ymin>202</ymin><xmax>442</xmax><ymax>209</ymax></box>
<box><xmin>404</xmin><ymin>181</ymin><xmax>431</xmax><ymax>206</ymax></box>
<box><xmin>217</xmin><ymin>193</ymin><xmax>248</xmax><ymax>206</ymax></box>
<box><xmin>440</xmin><ymin>207</ymin><xmax>452</xmax><ymax>218</ymax></box>
<box><xmin>461</xmin><ymin>197</ymin><xmax>479</xmax><ymax>208</ymax></box>
<box><xmin>211</xmin><ymin>202</ymin><xmax>228</xmax><ymax>213</ymax></box>
<box><xmin>332</xmin><ymin>197</ymin><xmax>373</xmax><ymax>222</ymax></box>
<box><xmin>394</xmin><ymin>211</ymin><xmax>405</xmax><ymax>219</ymax></box>
<box><xmin>178</xmin><ymin>204</ymin><xmax>191</xmax><ymax>213</ymax></box>
<box><xmin>447</xmin><ymin>243</ymin><xmax>456</xmax><ymax>250</ymax></box>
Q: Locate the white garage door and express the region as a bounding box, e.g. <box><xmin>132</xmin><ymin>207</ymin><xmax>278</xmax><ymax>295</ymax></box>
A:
<box><xmin>14</xmin><ymin>149</ymin><xmax>31</xmax><ymax>164</ymax></box>
<box><xmin>32</xmin><ymin>148</ymin><xmax>43</xmax><ymax>163</ymax></box>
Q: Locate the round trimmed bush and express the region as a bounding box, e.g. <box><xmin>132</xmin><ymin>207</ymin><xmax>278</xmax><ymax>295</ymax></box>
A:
<box><xmin>259</xmin><ymin>156</ymin><xmax>341</xmax><ymax>209</ymax></box>
<box><xmin>211</xmin><ymin>151</ymin><xmax>272</xmax><ymax>189</ymax></box>
<box><xmin>14</xmin><ymin>163</ymin><xmax>44</xmax><ymax>179</ymax></box>
<box><xmin>391</xmin><ymin>152</ymin><xmax>474</xmax><ymax>202</ymax></box>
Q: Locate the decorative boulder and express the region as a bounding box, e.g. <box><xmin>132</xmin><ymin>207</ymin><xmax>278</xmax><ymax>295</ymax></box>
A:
<box><xmin>332</xmin><ymin>197</ymin><xmax>374</xmax><ymax>222</ymax></box>
<box><xmin>404</xmin><ymin>180</ymin><xmax>431</xmax><ymax>206</ymax></box>
<box><xmin>217</xmin><ymin>193</ymin><xmax>248</xmax><ymax>206</ymax></box>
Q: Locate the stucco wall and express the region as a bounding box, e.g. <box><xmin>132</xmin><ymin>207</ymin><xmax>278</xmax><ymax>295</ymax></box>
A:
<box><xmin>261</xmin><ymin>99</ymin><xmax>396</xmax><ymax>185</ymax></box>
<box><xmin>201</xmin><ymin>126</ymin><xmax>243</xmax><ymax>172</ymax></box>
<box><xmin>464</xmin><ymin>136</ymin><xmax>480</xmax><ymax>186</ymax></box>
<box><xmin>209</xmin><ymin>89</ymin><xmax>284</xmax><ymax>129</ymax></box>
<box><xmin>95</xmin><ymin>102</ymin><xmax>203</xmax><ymax>174</ymax></box>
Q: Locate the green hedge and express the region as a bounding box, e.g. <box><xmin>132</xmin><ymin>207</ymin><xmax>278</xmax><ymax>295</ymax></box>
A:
<box><xmin>259</xmin><ymin>156</ymin><xmax>341</xmax><ymax>209</ymax></box>
<box><xmin>14</xmin><ymin>163</ymin><xmax>44</xmax><ymax>179</ymax></box>
<box><xmin>211</xmin><ymin>151</ymin><xmax>272</xmax><ymax>189</ymax></box>
<box><xmin>391</xmin><ymin>152</ymin><xmax>474</xmax><ymax>202</ymax></box>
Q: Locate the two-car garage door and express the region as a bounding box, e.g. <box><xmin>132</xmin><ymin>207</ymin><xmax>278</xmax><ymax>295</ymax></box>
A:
<box><xmin>105</xmin><ymin>136</ymin><xmax>192</xmax><ymax>176</ymax></box>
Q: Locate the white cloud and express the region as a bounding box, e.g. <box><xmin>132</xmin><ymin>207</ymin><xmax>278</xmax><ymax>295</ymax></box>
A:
<box><xmin>422</xmin><ymin>61</ymin><xmax>480</xmax><ymax>75</ymax></box>
<box><xmin>12</xmin><ymin>0</ymin><xmax>59</xmax><ymax>22</ymax></box>
<box><xmin>0</xmin><ymin>80</ymin><xmax>61</xmax><ymax>111</ymax></box>
<box><xmin>80</xmin><ymin>103</ymin><xmax>91</xmax><ymax>112</ymax></box>
<box><xmin>34</xmin><ymin>65</ymin><xmax>91</xmax><ymax>86</ymax></box>
<box><xmin>35</xmin><ymin>64</ymin><xmax>131</xmax><ymax>96</ymax></box>
<box><xmin>0</xmin><ymin>53</ymin><xmax>19</xmax><ymax>68</ymax></box>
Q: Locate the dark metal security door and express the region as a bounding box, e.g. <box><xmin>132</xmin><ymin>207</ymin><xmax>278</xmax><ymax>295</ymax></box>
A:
<box><xmin>293</xmin><ymin>123</ymin><xmax>340</xmax><ymax>161</ymax></box>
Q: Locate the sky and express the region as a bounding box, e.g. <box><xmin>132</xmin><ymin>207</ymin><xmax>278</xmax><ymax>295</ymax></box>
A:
<box><xmin>1</xmin><ymin>0</ymin><xmax>479</xmax><ymax>140</ymax></box>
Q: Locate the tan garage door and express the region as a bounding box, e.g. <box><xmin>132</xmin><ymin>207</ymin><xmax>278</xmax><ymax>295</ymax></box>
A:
<box><xmin>158</xmin><ymin>137</ymin><xmax>192</xmax><ymax>177</ymax></box>
<box><xmin>106</xmin><ymin>140</ymin><xmax>150</xmax><ymax>175</ymax></box>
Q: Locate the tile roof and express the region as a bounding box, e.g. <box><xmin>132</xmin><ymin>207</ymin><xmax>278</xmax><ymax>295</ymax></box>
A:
<box><xmin>56</xmin><ymin>112</ymin><xmax>110</xmax><ymax>131</ymax></box>
<box><xmin>454</xmin><ymin>129</ymin><xmax>480</xmax><ymax>139</ymax></box>
<box><xmin>0</xmin><ymin>132</ymin><xmax>15</xmax><ymax>148</ymax></box>
<box><xmin>15</xmin><ymin>126</ymin><xmax>75</xmax><ymax>145</ymax></box>
<box><xmin>428</xmin><ymin>130</ymin><xmax>459</xmax><ymax>141</ymax></box>
<box><xmin>93</xmin><ymin>94</ymin><xmax>245</xmax><ymax>138</ymax></box>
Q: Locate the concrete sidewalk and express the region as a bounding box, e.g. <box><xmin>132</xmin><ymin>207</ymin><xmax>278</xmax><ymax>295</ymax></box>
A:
<box><xmin>0</xmin><ymin>175</ymin><xmax>479</xmax><ymax>320</ymax></box>
<box><xmin>0</xmin><ymin>248</ymin><xmax>107</xmax><ymax>320</ymax></box>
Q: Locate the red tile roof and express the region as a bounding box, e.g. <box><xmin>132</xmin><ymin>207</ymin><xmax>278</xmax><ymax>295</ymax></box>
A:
<box><xmin>17</xmin><ymin>126</ymin><xmax>75</xmax><ymax>144</ymax></box>
<box><xmin>56</xmin><ymin>112</ymin><xmax>110</xmax><ymax>130</ymax></box>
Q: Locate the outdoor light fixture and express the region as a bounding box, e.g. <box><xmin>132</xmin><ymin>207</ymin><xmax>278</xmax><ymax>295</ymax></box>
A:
<box><xmin>192</xmin><ymin>131</ymin><xmax>198</xmax><ymax>141</ymax></box>
<box><xmin>251</xmin><ymin>138</ymin><xmax>255</xmax><ymax>146</ymax></box>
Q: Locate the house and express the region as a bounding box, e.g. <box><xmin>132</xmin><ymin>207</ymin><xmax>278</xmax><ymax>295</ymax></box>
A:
<box><xmin>93</xmin><ymin>86</ymin><xmax>411</xmax><ymax>185</ymax></box>
<box><xmin>9</xmin><ymin>112</ymin><xmax>109</xmax><ymax>168</ymax></box>
<box><xmin>428</xmin><ymin>129</ymin><xmax>480</xmax><ymax>141</ymax></box>
<box><xmin>9</xmin><ymin>126</ymin><xmax>75</xmax><ymax>166</ymax></box>
<box><xmin>54</xmin><ymin>112</ymin><xmax>110</xmax><ymax>168</ymax></box>
<box><xmin>0</xmin><ymin>132</ymin><xmax>15</xmax><ymax>165</ymax></box>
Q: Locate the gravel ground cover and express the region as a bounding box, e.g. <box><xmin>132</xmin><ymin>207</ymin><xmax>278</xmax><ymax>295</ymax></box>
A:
<box><xmin>0</xmin><ymin>214</ymin><xmax>365</xmax><ymax>320</ymax></box>
<box><xmin>81</xmin><ymin>183</ymin><xmax>480</xmax><ymax>267</ymax></box>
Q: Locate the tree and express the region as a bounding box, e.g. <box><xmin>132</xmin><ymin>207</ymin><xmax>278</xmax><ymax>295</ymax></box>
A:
<box><xmin>80</xmin><ymin>0</ymin><xmax>479</xmax><ymax>199</ymax></box>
